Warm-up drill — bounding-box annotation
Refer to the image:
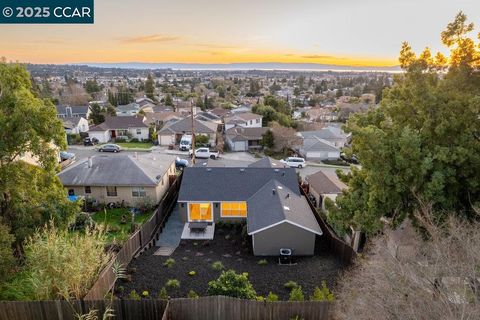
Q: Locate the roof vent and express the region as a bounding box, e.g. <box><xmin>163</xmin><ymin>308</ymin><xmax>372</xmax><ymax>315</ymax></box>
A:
<box><xmin>283</xmin><ymin>206</ymin><xmax>290</xmax><ymax>211</ymax></box>
<box><xmin>278</xmin><ymin>186</ymin><xmax>283</xmax><ymax>190</ymax></box>
<box><xmin>282</xmin><ymin>172</ymin><xmax>285</xmax><ymax>176</ymax></box>
<box><xmin>285</xmin><ymin>193</ymin><xmax>290</xmax><ymax>199</ymax></box>
<box><xmin>272</xmin><ymin>189</ymin><xmax>276</xmax><ymax>195</ymax></box>
<box><xmin>240</xmin><ymin>168</ymin><xmax>245</xmax><ymax>172</ymax></box>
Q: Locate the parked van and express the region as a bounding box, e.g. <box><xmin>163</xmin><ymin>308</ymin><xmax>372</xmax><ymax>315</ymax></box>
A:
<box><xmin>280</xmin><ymin>157</ymin><xmax>306</xmax><ymax>168</ymax></box>
<box><xmin>179</xmin><ymin>134</ymin><xmax>192</xmax><ymax>151</ymax></box>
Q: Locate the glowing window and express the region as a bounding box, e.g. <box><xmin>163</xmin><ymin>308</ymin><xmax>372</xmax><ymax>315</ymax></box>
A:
<box><xmin>189</xmin><ymin>203</ymin><xmax>212</xmax><ymax>221</ymax></box>
<box><xmin>221</xmin><ymin>202</ymin><xmax>247</xmax><ymax>217</ymax></box>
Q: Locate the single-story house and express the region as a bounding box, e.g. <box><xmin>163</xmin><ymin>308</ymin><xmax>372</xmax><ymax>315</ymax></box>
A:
<box><xmin>144</xmin><ymin>112</ymin><xmax>183</xmax><ymax>128</ymax></box>
<box><xmin>157</xmin><ymin>116</ymin><xmax>217</xmax><ymax>146</ymax></box>
<box><xmin>58</xmin><ymin>154</ymin><xmax>176</xmax><ymax>206</ymax></box>
<box><xmin>177</xmin><ymin>167</ymin><xmax>322</xmax><ymax>256</ymax></box>
<box><xmin>225</xmin><ymin>127</ymin><xmax>268</xmax><ymax>152</ymax></box>
<box><xmin>210</xmin><ymin>107</ymin><xmax>229</xmax><ymax>118</ymax></box>
<box><xmin>299</xmin><ymin>127</ymin><xmax>349</xmax><ymax>148</ymax></box>
<box><xmin>136</xmin><ymin>97</ymin><xmax>156</xmax><ymax>111</ymax></box>
<box><xmin>62</xmin><ymin>117</ymin><xmax>89</xmax><ymax>134</ymax></box>
<box><xmin>297</xmin><ymin>136</ymin><xmax>341</xmax><ymax>161</ymax></box>
<box><xmin>88</xmin><ymin>116</ymin><xmax>149</xmax><ymax>143</ymax></box>
<box><xmin>56</xmin><ymin>105</ymin><xmax>90</xmax><ymax>119</ymax></box>
<box><xmin>116</xmin><ymin>103</ymin><xmax>141</xmax><ymax>116</ymax></box>
<box><xmin>224</xmin><ymin>112</ymin><xmax>263</xmax><ymax>130</ymax></box>
<box><xmin>305</xmin><ymin>171</ymin><xmax>343</xmax><ymax>210</ymax></box>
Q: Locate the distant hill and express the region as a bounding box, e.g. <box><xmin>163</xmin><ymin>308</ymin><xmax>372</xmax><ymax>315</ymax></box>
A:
<box><xmin>78</xmin><ymin>62</ymin><xmax>401</xmax><ymax>72</ymax></box>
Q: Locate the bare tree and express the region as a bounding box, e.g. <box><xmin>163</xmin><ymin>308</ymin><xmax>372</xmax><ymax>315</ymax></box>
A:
<box><xmin>334</xmin><ymin>205</ymin><xmax>480</xmax><ymax>320</ymax></box>
<box><xmin>270</xmin><ymin>121</ymin><xmax>301</xmax><ymax>153</ymax></box>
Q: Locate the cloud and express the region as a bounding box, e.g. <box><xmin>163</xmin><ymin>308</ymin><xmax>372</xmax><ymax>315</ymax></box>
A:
<box><xmin>301</xmin><ymin>54</ymin><xmax>344</xmax><ymax>59</ymax></box>
<box><xmin>119</xmin><ymin>34</ymin><xmax>180</xmax><ymax>44</ymax></box>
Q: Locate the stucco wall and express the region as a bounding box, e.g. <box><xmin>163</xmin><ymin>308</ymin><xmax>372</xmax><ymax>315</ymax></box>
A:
<box><xmin>252</xmin><ymin>222</ymin><xmax>316</xmax><ymax>256</ymax></box>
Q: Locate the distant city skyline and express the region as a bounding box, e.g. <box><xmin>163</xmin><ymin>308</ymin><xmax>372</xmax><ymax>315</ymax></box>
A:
<box><xmin>1</xmin><ymin>0</ymin><xmax>479</xmax><ymax>67</ymax></box>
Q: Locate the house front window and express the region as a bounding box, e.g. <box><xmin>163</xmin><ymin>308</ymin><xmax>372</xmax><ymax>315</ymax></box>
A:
<box><xmin>136</xmin><ymin>129</ymin><xmax>142</xmax><ymax>135</ymax></box>
<box><xmin>85</xmin><ymin>186</ymin><xmax>91</xmax><ymax>194</ymax></box>
<box><xmin>68</xmin><ymin>189</ymin><xmax>75</xmax><ymax>196</ymax></box>
<box><xmin>189</xmin><ymin>203</ymin><xmax>213</xmax><ymax>221</ymax></box>
<box><xmin>256</xmin><ymin>119</ymin><xmax>260</xmax><ymax>124</ymax></box>
<box><xmin>221</xmin><ymin>202</ymin><xmax>247</xmax><ymax>217</ymax></box>
<box><xmin>106</xmin><ymin>186</ymin><xmax>117</xmax><ymax>197</ymax></box>
<box><xmin>132</xmin><ymin>187</ymin><xmax>146</xmax><ymax>197</ymax></box>
<box><xmin>117</xmin><ymin>129</ymin><xmax>128</xmax><ymax>136</ymax></box>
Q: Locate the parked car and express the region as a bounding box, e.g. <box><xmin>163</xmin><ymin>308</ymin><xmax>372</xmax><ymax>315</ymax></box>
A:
<box><xmin>59</xmin><ymin>151</ymin><xmax>76</xmax><ymax>161</ymax></box>
<box><xmin>189</xmin><ymin>147</ymin><xmax>219</xmax><ymax>159</ymax></box>
<box><xmin>280</xmin><ymin>157</ymin><xmax>306</xmax><ymax>168</ymax></box>
<box><xmin>175</xmin><ymin>157</ymin><xmax>189</xmax><ymax>169</ymax></box>
<box><xmin>83</xmin><ymin>137</ymin><xmax>99</xmax><ymax>146</ymax></box>
<box><xmin>98</xmin><ymin>144</ymin><xmax>122</xmax><ymax>153</ymax></box>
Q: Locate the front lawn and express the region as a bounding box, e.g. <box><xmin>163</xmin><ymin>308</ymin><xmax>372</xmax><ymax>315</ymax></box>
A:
<box><xmin>116</xmin><ymin>142</ymin><xmax>153</xmax><ymax>149</ymax></box>
<box><xmin>116</xmin><ymin>223</ymin><xmax>346</xmax><ymax>300</ymax></box>
<box><xmin>92</xmin><ymin>208</ymin><xmax>153</xmax><ymax>243</ymax></box>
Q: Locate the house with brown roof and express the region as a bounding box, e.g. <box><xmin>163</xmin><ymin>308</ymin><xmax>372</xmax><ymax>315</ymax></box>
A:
<box><xmin>157</xmin><ymin>116</ymin><xmax>218</xmax><ymax>146</ymax></box>
<box><xmin>144</xmin><ymin>112</ymin><xmax>183</xmax><ymax>128</ymax></box>
<box><xmin>87</xmin><ymin>116</ymin><xmax>149</xmax><ymax>143</ymax></box>
<box><xmin>305</xmin><ymin>171</ymin><xmax>344</xmax><ymax>210</ymax></box>
<box><xmin>225</xmin><ymin>126</ymin><xmax>268</xmax><ymax>151</ymax></box>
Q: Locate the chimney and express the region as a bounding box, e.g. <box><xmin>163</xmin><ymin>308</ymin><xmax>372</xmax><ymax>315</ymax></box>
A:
<box><xmin>272</xmin><ymin>189</ymin><xmax>276</xmax><ymax>195</ymax></box>
<box><xmin>88</xmin><ymin>156</ymin><xmax>93</xmax><ymax>168</ymax></box>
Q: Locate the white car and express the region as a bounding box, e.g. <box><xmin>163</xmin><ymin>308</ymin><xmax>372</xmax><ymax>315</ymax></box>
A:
<box><xmin>189</xmin><ymin>147</ymin><xmax>219</xmax><ymax>159</ymax></box>
<box><xmin>280</xmin><ymin>157</ymin><xmax>306</xmax><ymax>168</ymax></box>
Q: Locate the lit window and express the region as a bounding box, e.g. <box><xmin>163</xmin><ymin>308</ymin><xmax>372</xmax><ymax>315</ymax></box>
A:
<box><xmin>106</xmin><ymin>186</ymin><xmax>117</xmax><ymax>197</ymax></box>
<box><xmin>221</xmin><ymin>202</ymin><xmax>247</xmax><ymax>217</ymax></box>
<box><xmin>132</xmin><ymin>187</ymin><xmax>146</xmax><ymax>197</ymax></box>
<box><xmin>189</xmin><ymin>203</ymin><xmax>212</xmax><ymax>221</ymax></box>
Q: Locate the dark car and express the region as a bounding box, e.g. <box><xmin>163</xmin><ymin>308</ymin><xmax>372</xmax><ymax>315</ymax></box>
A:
<box><xmin>175</xmin><ymin>157</ymin><xmax>189</xmax><ymax>170</ymax></box>
<box><xmin>83</xmin><ymin>137</ymin><xmax>99</xmax><ymax>146</ymax></box>
<box><xmin>98</xmin><ymin>144</ymin><xmax>122</xmax><ymax>153</ymax></box>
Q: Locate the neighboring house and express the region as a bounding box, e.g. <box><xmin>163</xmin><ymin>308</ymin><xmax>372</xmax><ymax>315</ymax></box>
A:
<box><xmin>210</xmin><ymin>107</ymin><xmax>229</xmax><ymax>118</ymax></box>
<box><xmin>195</xmin><ymin>111</ymin><xmax>222</xmax><ymax>124</ymax></box>
<box><xmin>305</xmin><ymin>171</ymin><xmax>343</xmax><ymax>210</ymax></box>
<box><xmin>230</xmin><ymin>104</ymin><xmax>252</xmax><ymax>114</ymax></box>
<box><xmin>136</xmin><ymin>97</ymin><xmax>156</xmax><ymax>111</ymax></box>
<box><xmin>225</xmin><ymin>126</ymin><xmax>268</xmax><ymax>152</ymax></box>
<box><xmin>299</xmin><ymin>127</ymin><xmax>348</xmax><ymax>148</ymax></box>
<box><xmin>297</xmin><ymin>136</ymin><xmax>341</xmax><ymax>161</ymax></box>
<box><xmin>178</xmin><ymin>167</ymin><xmax>322</xmax><ymax>256</ymax></box>
<box><xmin>62</xmin><ymin>117</ymin><xmax>89</xmax><ymax>134</ymax></box>
<box><xmin>144</xmin><ymin>112</ymin><xmax>183</xmax><ymax>128</ymax></box>
<box><xmin>224</xmin><ymin>112</ymin><xmax>263</xmax><ymax>130</ymax></box>
<box><xmin>56</xmin><ymin>105</ymin><xmax>90</xmax><ymax>119</ymax></box>
<box><xmin>88</xmin><ymin>116</ymin><xmax>149</xmax><ymax>143</ymax></box>
<box><xmin>152</xmin><ymin>105</ymin><xmax>175</xmax><ymax>113</ymax></box>
<box><xmin>157</xmin><ymin>116</ymin><xmax>217</xmax><ymax>146</ymax></box>
<box><xmin>58</xmin><ymin>154</ymin><xmax>176</xmax><ymax>206</ymax></box>
<box><xmin>116</xmin><ymin>103</ymin><xmax>141</xmax><ymax>116</ymax></box>
<box><xmin>248</xmin><ymin>157</ymin><xmax>287</xmax><ymax>168</ymax></box>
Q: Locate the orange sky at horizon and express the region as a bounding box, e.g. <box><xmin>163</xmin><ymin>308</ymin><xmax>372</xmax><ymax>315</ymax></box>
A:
<box><xmin>0</xmin><ymin>0</ymin><xmax>478</xmax><ymax>67</ymax></box>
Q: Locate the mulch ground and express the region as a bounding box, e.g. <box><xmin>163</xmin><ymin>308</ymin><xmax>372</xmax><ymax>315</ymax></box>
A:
<box><xmin>116</xmin><ymin>224</ymin><xmax>347</xmax><ymax>300</ymax></box>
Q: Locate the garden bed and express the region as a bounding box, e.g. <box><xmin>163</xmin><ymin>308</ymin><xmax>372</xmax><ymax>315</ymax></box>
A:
<box><xmin>116</xmin><ymin>223</ymin><xmax>346</xmax><ymax>300</ymax></box>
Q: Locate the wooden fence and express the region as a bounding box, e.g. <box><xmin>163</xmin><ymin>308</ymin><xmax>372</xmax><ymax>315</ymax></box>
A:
<box><xmin>0</xmin><ymin>297</ymin><xmax>332</xmax><ymax>320</ymax></box>
<box><xmin>84</xmin><ymin>175</ymin><xmax>182</xmax><ymax>300</ymax></box>
<box><xmin>300</xmin><ymin>186</ymin><xmax>357</xmax><ymax>264</ymax></box>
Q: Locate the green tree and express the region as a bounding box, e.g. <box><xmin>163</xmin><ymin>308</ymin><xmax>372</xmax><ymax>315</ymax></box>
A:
<box><xmin>260</xmin><ymin>130</ymin><xmax>274</xmax><ymax>149</ymax></box>
<box><xmin>252</xmin><ymin>104</ymin><xmax>276</xmax><ymax>126</ymax></box>
<box><xmin>0</xmin><ymin>220</ymin><xmax>14</xmax><ymax>283</ymax></box>
<box><xmin>88</xmin><ymin>103</ymin><xmax>105</xmax><ymax>125</ymax></box>
<box><xmin>165</xmin><ymin>94</ymin><xmax>173</xmax><ymax>107</ymax></box>
<box><xmin>329</xmin><ymin>12</ymin><xmax>480</xmax><ymax>234</ymax></box>
<box><xmin>207</xmin><ymin>270</ymin><xmax>256</xmax><ymax>299</ymax></box>
<box><xmin>84</xmin><ymin>79</ymin><xmax>100</xmax><ymax>95</ymax></box>
<box><xmin>145</xmin><ymin>74</ymin><xmax>156</xmax><ymax>101</ymax></box>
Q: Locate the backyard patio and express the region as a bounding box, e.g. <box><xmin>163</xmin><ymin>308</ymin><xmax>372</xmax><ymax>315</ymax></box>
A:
<box><xmin>116</xmin><ymin>222</ymin><xmax>346</xmax><ymax>300</ymax></box>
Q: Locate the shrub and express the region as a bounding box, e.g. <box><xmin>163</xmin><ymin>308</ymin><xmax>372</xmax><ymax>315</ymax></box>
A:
<box><xmin>187</xmin><ymin>290</ymin><xmax>199</xmax><ymax>298</ymax></box>
<box><xmin>0</xmin><ymin>221</ymin><xmax>15</xmax><ymax>283</ymax></box>
<box><xmin>211</xmin><ymin>261</ymin><xmax>224</xmax><ymax>271</ymax></box>
<box><xmin>188</xmin><ymin>271</ymin><xmax>196</xmax><ymax>276</ymax></box>
<box><xmin>163</xmin><ymin>258</ymin><xmax>175</xmax><ymax>268</ymax></box>
<box><xmin>207</xmin><ymin>270</ymin><xmax>256</xmax><ymax>299</ymax></box>
<box><xmin>158</xmin><ymin>287</ymin><xmax>168</xmax><ymax>299</ymax></box>
<box><xmin>257</xmin><ymin>259</ymin><xmax>268</xmax><ymax>266</ymax></box>
<box><xmin>284</xmin><ymin>281</ymin><xmax>299</xmax><ymax>290</ymax></box>
<box><xmin>289</xmin><ymin>287</ymin><xmax>305</xmax><ymax>301</ymax></box>
<box><xmin>141</xmin><ymin>290</ymin><xmax>149</xmax><ymax>298</ymax></box>
<box><xmin>22</xmin><ymin>222</ymin><xmax>111</xmax><ymax>300</ymax></box>
<box><xmin>256</xmin><ymin>296</ymin><xmax>265</xmax><ymax>302</ymax></box>
<box><xmin>310</xmin><ymin>282</ymin><xmax>334</xmax><ymax>301</ymax></box>
<box><xmin>266</xmin><ymin>292</ymin><xmax>279</xmax><ymax>302</ymax></box>
<box><xmin>166</xmin><ymin>279</ymin><xmax>180</xmax><ymax>289</ymax></box>
<box><xmin>69</xmin><ymin>212</ymin><xmax>95</xmax><ymax>231</ymax></box>
<box><xmin>129</xmin><ymin>290</ymin><xmax>141</xmax><ymax>300</ymax></box>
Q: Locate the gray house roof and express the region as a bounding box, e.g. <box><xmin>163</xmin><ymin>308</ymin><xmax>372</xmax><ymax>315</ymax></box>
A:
<box><xmin>158</xmin><ymin>116</ymin><xmax>216</xmax><ymax>135</ymax></box>
<box><xmin>225</xmin><ymin>127</ymin><xmax>268</xmax><ymax>142</ymax></box>
<box><xmin>248</xmin><ymin>157</ymin><xmax>287</xmax><ymax>168</ymax></box>
<box><xmin>178</xmin><ymin>167</ymin><xmax>300</xmax><ymax>202</ymax></box>
<box><xmin>306</xmin><ymin>171</ymin><xmax>342</xmax><ymax>194</ymax></box>
<box><xmin>56</xmin><ymin>105</ymin><xmax>89</xmax><ymax>116</ymax></box>
<box><xmin>89</xmin><ymin>116</ymin><xmax>147</xmax><ymax>132</ymax></box>
<box><xmin>58</xmin><ymin>154</ymin><xmax>174</xmax><ymax>187</ymax></box>
<box><xmin>247</xmin><ymin>180</ymin><xmax>322</xmax><ymax>235</ymax></box>
<box><xmin>302</xmin><ymin>137</ymin><xmax>340</xmax><ymax>153</ymax></box>
<box><xmin>116</xmin><ymin>103</ymin><xmax>140</xmax><ymax>113</ymax></box>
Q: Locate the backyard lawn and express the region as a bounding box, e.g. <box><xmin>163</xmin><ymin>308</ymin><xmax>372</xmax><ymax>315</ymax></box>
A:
<box><xmin>92</xmin><ymin>208</ymin><xmax>153</xmax><ymax>243</ymax></box>
<box><xmin>116</xmin><ymin>142</ymin><xmax>153</xmax><ymax>149</ymax></box>
<box><xmin>116</xmin><ymin>223</ymin><xmax>346</xmax><ymax>300</ymax></box>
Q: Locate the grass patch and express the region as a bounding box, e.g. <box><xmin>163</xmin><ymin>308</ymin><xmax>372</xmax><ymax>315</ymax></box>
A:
<box><xmin>91</xmin><ymin>208</ymin><xmax>153</xmax><ymax>243</ymax></box>
<box><xmin>116</xmin><ymin>142</ymin><xmax>153</xmax><ymax>149</ymax></box>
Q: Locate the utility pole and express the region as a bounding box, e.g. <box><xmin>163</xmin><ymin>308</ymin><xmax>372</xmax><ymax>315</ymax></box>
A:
<box><xmin>190</xmin><ymin>100</ymin><xmax>196</xmax><ymax>164</ymax></box>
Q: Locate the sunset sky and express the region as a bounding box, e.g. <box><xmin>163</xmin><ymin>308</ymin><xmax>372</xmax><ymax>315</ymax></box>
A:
<box><xmin>1</xmin><ymin>0</ymin><xmax>479</xmax><ymax>66</ymax></box>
